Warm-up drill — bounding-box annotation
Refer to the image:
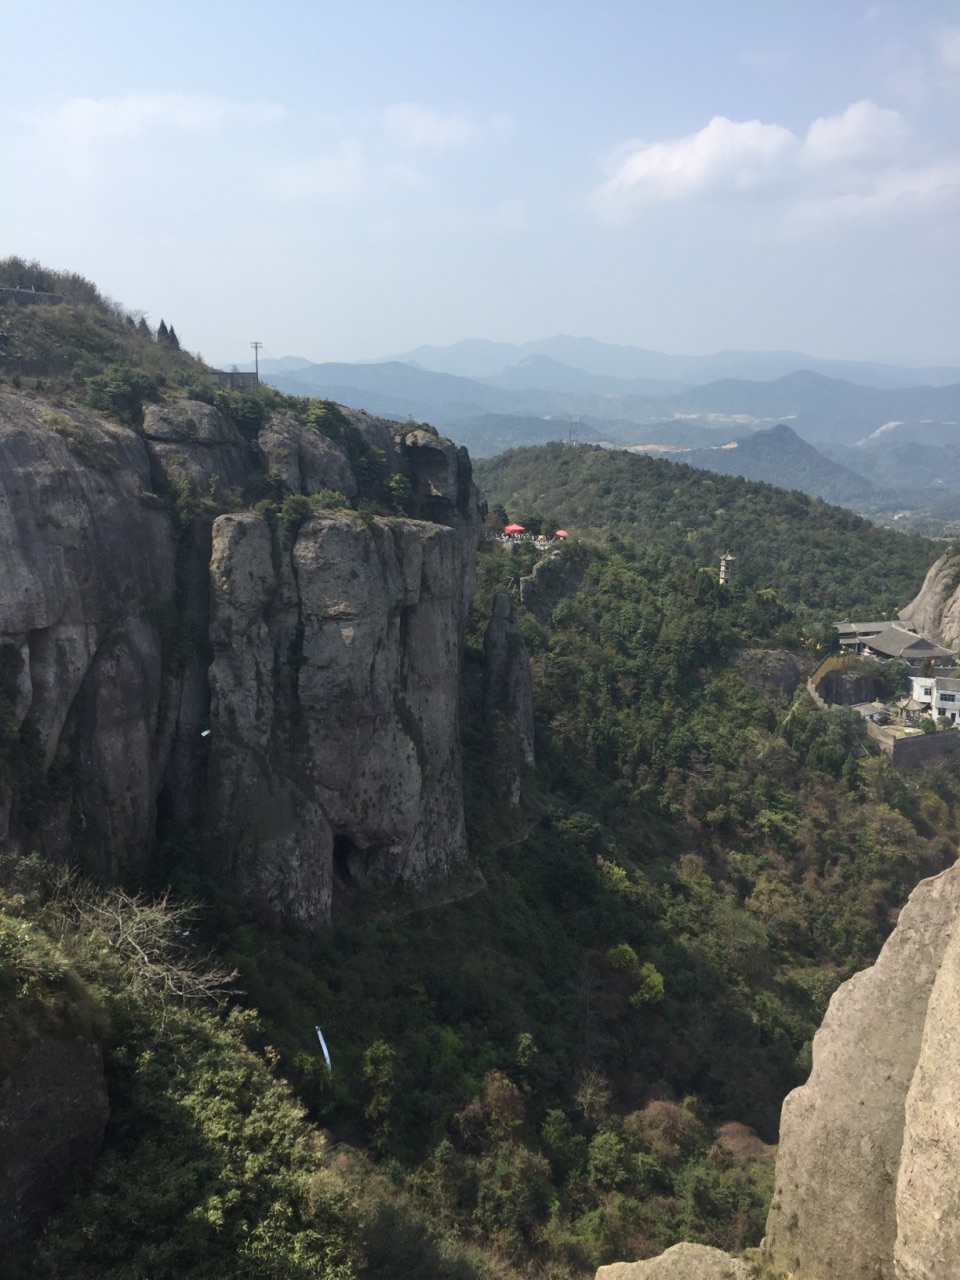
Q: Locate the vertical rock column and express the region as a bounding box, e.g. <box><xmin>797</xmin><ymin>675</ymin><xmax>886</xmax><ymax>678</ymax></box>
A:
<box><xmin>482</xmin><ymin>591</ymin><xmax>534</xmax><ymax>805</ymax></box>
<box><xmin>207</xmin><ymin>511</ymin><xmax>472</xmax><ymax>925</ymax></box>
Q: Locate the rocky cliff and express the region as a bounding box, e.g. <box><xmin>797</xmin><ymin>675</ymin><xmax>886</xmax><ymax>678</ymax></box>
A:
<box><xmin>0</xmin><ymin>391</ymin><xmax>481</xmax><ymax>918</ymax></box>
<box><xmin>762</xmin><ymin>859</ymin><xmax>960</xmax><ymax>1279</ymax></box>
<box><xmin>900</xmin><ymin>549</ymin><xmax>960</xmax><ymax>650</ymax></box>
<box><xmin>481</xmin><ymin>591</ymin><xmax>534</xmax><ymax>804</ymax></box>
<box><xmin>599</xmin><ymin>859</ymin><xmax>960</xmax><ymax>1280</ymax></box>
<box><xmin>208</xmin><ymin>511</ymin><xmax>470</xmax><ymax>924</ymax></box>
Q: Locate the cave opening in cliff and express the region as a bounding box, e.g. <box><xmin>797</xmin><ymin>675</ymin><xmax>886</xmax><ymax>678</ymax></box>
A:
<box><xmin>332</xmin><ymin>833</ymin><xmax>361</xmax><ymax>885</ymax></box>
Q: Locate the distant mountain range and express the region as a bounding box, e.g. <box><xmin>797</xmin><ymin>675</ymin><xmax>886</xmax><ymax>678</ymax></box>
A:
<box><xmin>663</xmin><ymin>423</ymin><xmax>876</xmax><ymax>508</ymax></box>
<box><xmin>381</xmin><ymin>336</ymin><xmax>960</xmax><ymax>390</ymax></box>
<box><xmin>259</xmin><ymin>362</ymin><xmax>960</xmax><ymax>444</ymax></box>
<box><xmin>233</xmin><ymin>337</ymin><xmax>960</xmax><ymax>531</ymax></box>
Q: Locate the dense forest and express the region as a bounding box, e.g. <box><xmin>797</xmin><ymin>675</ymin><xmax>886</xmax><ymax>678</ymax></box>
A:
<box><xmin>475</xmin><ymin>442</ymin><xmax>935</xmax><ymax>616</ymax></box>
<box><xmin>2</xmin><ymin>265</ymin><xmax>959</xmax><ymax>1278</ymax></box>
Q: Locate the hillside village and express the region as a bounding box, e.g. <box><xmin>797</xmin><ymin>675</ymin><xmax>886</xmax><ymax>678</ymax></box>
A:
<box><xmin>809</xmin><ymin>617</ymin><xmax>960</xmax><ymax>766</ymax></box>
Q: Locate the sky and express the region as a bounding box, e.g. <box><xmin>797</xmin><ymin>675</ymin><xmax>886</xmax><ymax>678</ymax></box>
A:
<box><xmin>2</xmin><ymin>0</ymin><xmax>959</xmax><ymax>368</ymax></box>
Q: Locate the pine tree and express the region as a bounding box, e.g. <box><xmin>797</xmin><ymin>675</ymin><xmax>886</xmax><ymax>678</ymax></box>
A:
<box><xmin>167</xmin><ymin>325</ymin><xmax>180</xmax><ymax>350</ymax></box>
<box><xmin>157</xmin><ymin>319</ymin><xmax>169</xmax><ymax>344</ymax></box>
<box><xmin>137</xmin><ymin>317</ymin><xmax>151</xmax><ymax>339</ymax></box>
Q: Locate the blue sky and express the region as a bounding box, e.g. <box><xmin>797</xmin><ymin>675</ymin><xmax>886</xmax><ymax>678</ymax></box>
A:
<box><xmin>2</xmin><ymin>1</ymin><xmax>959</xmax><ymax>367</ymax></box>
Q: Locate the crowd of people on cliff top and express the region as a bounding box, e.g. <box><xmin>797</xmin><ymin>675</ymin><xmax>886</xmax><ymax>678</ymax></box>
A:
<box><xmin>494</xmin><ymin>524</ymin><xmax>569</xmax><ymax>548</ymax></box>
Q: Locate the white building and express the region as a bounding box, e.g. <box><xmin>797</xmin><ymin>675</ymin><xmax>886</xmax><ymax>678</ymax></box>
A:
<box><xmin>910</xmin><ymin>675</ymin><xmax>960</xmax><ymax>724</ymax></box>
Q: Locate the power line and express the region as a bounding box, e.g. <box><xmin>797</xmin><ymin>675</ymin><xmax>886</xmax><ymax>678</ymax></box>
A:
<box><xmin>250</xmin><ymin>341</ymin><xmax>262</xmax><ymax>384</ymax></box>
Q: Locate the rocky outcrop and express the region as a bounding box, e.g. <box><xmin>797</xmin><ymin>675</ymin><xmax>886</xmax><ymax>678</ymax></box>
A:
<box><xmin>816</xmin><ymin>667</ymin><xmax>884</xmax><ymax>707</ymax></box>
<box><xmin>901</xmin><ymin>551</ymin><xmax>960</xmax><ymax>651</ymax></box>
<box><xmin>0</xmin><ymin>1036</ymin><xmax>109</xmax><ymax>1247</ymax></box>
<box><xmin>763</xmin><ymin>859</ymin><xmax>960</xmax><ymax>1279</ymax></box>
<box><xmin>0</xmin><ymin>390</ymin><xmax>482</xmax><ymax>920</ymax></box>
<box><xmin>482</xmin><ymin>592</ymin><xmax>534</xmax><ymax>804</ymax></box>
<box><xmin>595</xmin><ymin>1243</ymin><xmax>750</xmax><ymax>1279</ymax></box>
<box><xmin>143</xmin><ymin>399</ymin><xmax>251</xmax><ymax>495</ymax></box>
<box><xmin>520</xmin><ymin>551</ymin><xmax>582</xmax><ymax>626</ymax></box>
<box><xmin>208</xmin><ymin>509</ymin><xmax>473</xmax><ymax>925</ymax></box>
<box><xmin>0</xmin><ymin>392</ymin><xmax>176</xmax><ymax>866</ymax></box>
<box><xmin>257</xmin><ymin>412</ymin><xmax>356</xmax><ymax>499</ymax></box>
<box><xmin>733</xmin><ymin>648</ymin><xmax>811</xmax><ymax>711</ymax></box>
<box><xmin>599</xmin><ymin>860</ymin><xmax>960</xmax><ymax>1280</ymax></box>
<box><xmin>895</xmin><ymin>909</ymin><xmax>960</xmax><ymax>1278</ymax></box>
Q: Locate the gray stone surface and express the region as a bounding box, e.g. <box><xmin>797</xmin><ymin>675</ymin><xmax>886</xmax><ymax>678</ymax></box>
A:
<box><xmin>482</xmin><ymin>591</ymin><xmax>534</xmax><ymax>804</ymax></box>
<box><xmin>0</xmin><ymin>388</ymin><xmax>481</xmax><ymax>919</ymax></box>
<box><xmin>894</xmin><ymin>904</ymin><xmax>960</xmax><ymax>1279</ymax></box>
<box><xmin>520</xmin><ymin>551</ymin><xmax>582</xmax><ymax>626</ymax></box>
<box><xmin>762</xmin><ymin>860</ymin><xmax>960</xmax><ymax>1280</ymax></box>
<box><xmin>143</xmin><ymin>399</ymin><xmax>250</xmax><ymax>494</ymax></box>
<box><xmin>0</xmin><ymin>392</ymin><xmax>175</xmax><ymax>865</ymax></box>
<box><xmin>0</xmin><ymin>1036</ymin><xmax>109</xmax><ymax>1247</ymax></box>
<box><xmin>595</xmin><ymin>1243</ymin><xmax>750</xmax><ymax>1279</ymax></box>
<box><xmin>257</xmin><ymin>412</ymin><xmax>356</xmax><ymax>498</ymax></box>
<box><xmin>901</xmin><ymin>551</ymin><xmax>960</xmax><ymax>651</ymax></box>
<box><xmin>207</xmin><ymin>512</ymin><xmax>471</xmax><ymax>924</ymax></box>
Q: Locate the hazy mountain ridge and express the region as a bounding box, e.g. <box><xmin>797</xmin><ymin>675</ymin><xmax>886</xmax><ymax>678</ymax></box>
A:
<box><xmin>678</xmin><ymin>422</ymin><xmax>877</xmax><ymax>506</ymax></box>
<box><xmin>260</xmin><ymin>360</ymin><xmax>960</xmax><ymax>521</ymax></box>
<box><xmin>383</xmin><ymin>335</ymin><xmax>960</xmax><ymax>389</ymax></box>
<box><xmin>262</xmin><ymin>361</ymin><xmax>960</xmax><ymax>446</ymax></box>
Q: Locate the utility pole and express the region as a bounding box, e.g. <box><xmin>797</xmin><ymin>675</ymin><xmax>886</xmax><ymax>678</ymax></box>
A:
<box><xmin>250</xmin><ymin>341</ymin><xmax>262</xmax><ymax>385</ymax></box>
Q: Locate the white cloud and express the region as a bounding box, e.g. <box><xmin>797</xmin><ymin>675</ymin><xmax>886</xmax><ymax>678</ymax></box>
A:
<box><xmin>791</xmin><ymin>158</ymin><xmax>960</xmax><ymax>226</ymax></box>
<box><xmin>803</xmin><ymin>100</ymin><xmax>910</xmax><ymax>165</ymax></box>
<box><xmin>596</xmin><ymin>115</ymin><xmax>796</xmax><ymax>210</ymax></box>
<box><xmin>383</xmin><ymin>103</ymin><xmax>475</xmax><ymax>150</ymax></box>
<box><xmin>595</xmin><ymin>99</ymin><xmax>955</xmax><ymax>229</ymax></box>
<box><xmin>939</xmin><ymin>27</ymin><xmax>960</xmax><ymax>72</ymax></box>
<box><xmin>30</xmin><ymin>92</ymin><xmax>284</xmax><ymax>150</ymax></box>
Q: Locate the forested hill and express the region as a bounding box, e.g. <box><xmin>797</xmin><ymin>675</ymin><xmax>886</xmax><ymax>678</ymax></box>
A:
<box><xmin>476</xmin><ymin>442</ymin><xmax>936</xmax><ymax>615</ymax></box>
<box><xmin>4</xmin><ymin>261</ymin><xmax>959</xmax><ymax>1280</ymax></box>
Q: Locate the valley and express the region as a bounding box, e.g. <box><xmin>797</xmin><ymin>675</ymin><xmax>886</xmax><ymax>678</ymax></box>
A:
<box><xmin>246</xmin><ymin>343</ymin><xmax>960</xmax><ymax>537</ymax></box>
<box><xmin>3</xmin><ymin>264</ymin><xmax>960</xmax><ymax>1278</ymax></box>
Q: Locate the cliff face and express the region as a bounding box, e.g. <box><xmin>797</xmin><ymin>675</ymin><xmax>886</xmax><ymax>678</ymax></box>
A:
<box><xmin>0</xmin><ymin>392</ymin><xmax>176</xmax><ymax>867</ymax></box>
<box><xmin>901</xmin><ymin>550</ymin><xmax>960</xmax><ymax>650</ymax></box>
<box><xmin>762</xmin><ymin>859</ymin><xmax>960</xmax><ymax>1280</ymax></box>
<box><xmin>482</xmin><ymin>591</ymin><xmax>534</xmax><ymax>805</ymax></box>
<box><xmin>208</xmin><ymin>511</ymin><xmax>470</xmax><ymax>925</ymax></box>
<box><xmin>598</xmin><ymin>860</ymin><xmax>960</xmax><ymax>1280</ymax></box>
<box><xmin>0</xmin><ymin>392</ymin><xmax>481</xmax><ymax>917</ymax></box>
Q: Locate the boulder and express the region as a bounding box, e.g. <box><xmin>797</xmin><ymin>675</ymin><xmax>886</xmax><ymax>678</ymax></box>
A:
<box><xmin>143</xmin><ymin>399</ymin><xmax>250</xmax><ymax>494</ymax></box>
<box><xmin>519</xmin><ymin>551</ymin><xmax>582</xmax><ymax>626</ymax></box>
<box><xmin>257</xmin><ymin>412</ymin><xmax>356</xmax><ymax>498</ymax></box>
<box><xmin>596</xmin><ymin>1243</ymin><xmax>750</xmax><ymax>1279</ymax></box>
<box><xmin>900</xmin><ymin>550</ymin><xmax>960</xmax><ymax>651</ymax></box>
<box><xmin>894</xmin><ymin>895</ymin><xmax>960</xmax><ymax>1277</ymax></box>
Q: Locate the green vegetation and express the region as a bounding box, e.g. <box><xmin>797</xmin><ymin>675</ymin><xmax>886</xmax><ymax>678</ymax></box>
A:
<box><xmin>476</xmin><ymin>443</ymin><xmax>934</xmax><ymax>617</ymax></box>
<box><xmin>3</xmin><ymin>271</ymin><xmax>957</xmax><ymax>1275</ymax></box>
<box><xmin>1</xmin><ymin>865</ymin><xmax>522</xmax><ymax>1280</ymax></box>
<box><xmin>138</xmin><ymin>532</ymin><xmax>956</xmax><ymax>1275</ymax></box>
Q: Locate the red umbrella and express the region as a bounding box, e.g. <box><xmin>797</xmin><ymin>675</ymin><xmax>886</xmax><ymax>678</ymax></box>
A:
<box><xmin>504</xmin><ymin>523</ymin><xmax>525</xmax><ymax>534</ymax></box>
<box><xmin>555</xmin><ymin>530</ymin><xmax>569</xmax><ymax>538</ymax></box>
